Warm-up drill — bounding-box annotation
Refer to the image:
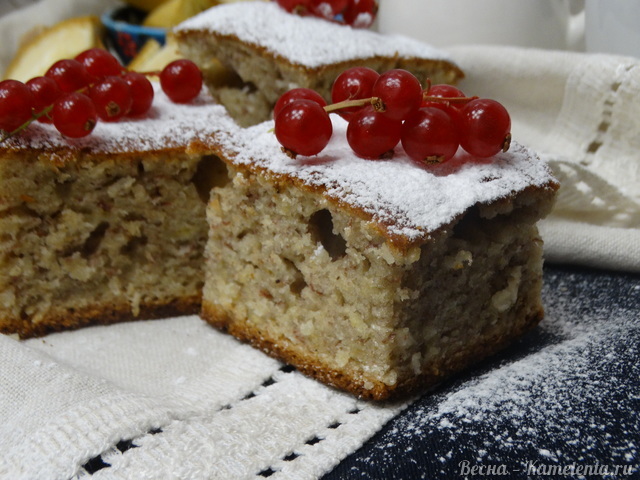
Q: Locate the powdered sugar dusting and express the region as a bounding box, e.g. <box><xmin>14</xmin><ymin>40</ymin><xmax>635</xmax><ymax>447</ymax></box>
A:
<box><xmin>219</xmin><ymin>115</ymin><xmax>556</xmax><ymax>240</ymax></box>
<box><xmin>2</xmin><ymin>85</ymin><xmax>238</xmax><ymax>154</ymax></box>
<box><xmin>175</xmin><ymin>1</ymin><xmax>452</xmax><ymax>68</ymax></box>
<box><xmin>332</xmin><ymin>269</ymin><xmax>640</xmax><ymax>478</ymax></box>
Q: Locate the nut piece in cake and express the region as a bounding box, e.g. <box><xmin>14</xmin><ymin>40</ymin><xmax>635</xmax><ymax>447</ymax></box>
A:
<box><xmin>0</xmin><ymin>86</ymin><xmax>236</xmax><ymax>338</ymax></box>
<box><xmin>173</xmin><ymin>1</ymin><xmax>464</xmax><ymax>126</ymax></box>
<box><xmin>201</xmin><ymin>115</ymin><xmax>558</xmax><ymax>401</ymax></box>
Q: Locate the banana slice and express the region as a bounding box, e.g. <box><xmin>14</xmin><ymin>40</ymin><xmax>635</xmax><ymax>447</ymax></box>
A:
<box><xmin>142</xmin><ymin>0</ymin><xmax>258</xmax><ymax>28</ymax></box>
<box><xmin>3</xmin><ymin>16</ymin><xmax>104</xmax><ymax>82</ymax></box>
<box><xmin>128</xmin><ymin>36</ymin><xmax>183</xmax><ymax>73</ymax></box>
<box><xmin>142</xmin><ymin>0</ymin><xmax>182</xmax><ymax>28</ymax></box>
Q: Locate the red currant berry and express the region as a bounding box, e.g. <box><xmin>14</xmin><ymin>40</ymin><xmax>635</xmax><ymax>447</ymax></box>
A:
<box><xmin>274</xmin><ymin>99</ymin><xmax>332</xmax><ymax>157</ymax></box>
<box><xmin>123</xmin><ymin>72</ymin><xmax>154</xmax><ymax>116</ymax></box>
<box><xmin>26</xmin><ymin>76</ymin><xmax>62</xmax><ymax>123</ymax></box>
<box><xmin>460</xmin><ymin>98</ymin><xmax>511</xmax><ymax>158</ymax></box>
<box><xmin>160</xmin><ymin>59</ymin><xmax>203</xmax><ymax>104</ymax></box>
<box><xmin>89</xmin><ymin>76</ymin><xmax>132</xmax><ymax>121</ymax></box>
<box><xmin>273</xmin><ymin>88</ymin><xmax>327</xmax><ymax>119</ymax></box>
<box><xmin>372</xmin><ymin>69</ymin><xmax>422</xmax><ymax>122</ymax></box>
<box><xmin>331</xmin><ymin>66</ymin><xmax>379</xmax><ymax>120</ymax></box>
<box><xmin>52</xmin><ymin>92</ymin><xmax>98</xmax><ymax>138</ymax></box>
<box><xmin>310</xmin><ymin>0</ymin><xmax>349</xmax><ymax>19</ymax></box>
<box><xmin>75</xmin><ymin>48</ymin><xmax>124</xmax><ymax>80</ymax></box>
<box><xmin>421</xmin><ymin>100</ymin><xmax>463</xmax><ymax>131</ymax></box>
<box><xmin>426</xmin><ymin>84</ymin><xmax>465</xmax><ymax>101</ymax></box>
<box><xmin>343</xmin><ymin>0</ymin><xmax>378</xmax><ymax>28</ymax></box>
<box><xmin>276</xmin><ymin>0</ymin><xmax>311</xmax><ymax>13</ymax></box>
<box><xmin>401</xmin><ymin>107</ymin><xmax>460</xmax><ymax>164</ymax></box>
<box><xmin>346</xmin><ymin>105</ymin><xmax>401</xmax><ymax>159</ymax></box>
<box><xmin>0</xmin><ymin>79</ymin><xmax>34</xmax><ymax>133</ymax></box>
<box><xmin>45</xmin><ymin>59</ymin><xmax>92</xmax><ymax>93</ymax></box>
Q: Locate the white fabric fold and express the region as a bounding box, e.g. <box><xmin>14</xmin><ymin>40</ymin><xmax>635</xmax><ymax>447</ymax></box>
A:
<box><xmin>448</xmin><ymin>45</ymin><xmax>640</xmax><ymax>272</ymax></box>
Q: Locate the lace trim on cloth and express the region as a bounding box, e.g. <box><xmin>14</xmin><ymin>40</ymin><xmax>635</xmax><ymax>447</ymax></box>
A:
<box><xmin>72</xmin><ymin>366</ymin><xmax>371</xmax><ymax>480</ymax></box>
<box><xmin>540</xmin><ymin>57</ymin><xmax>640</xmax><ymax>271</ymax></box>
<box><xmin>449</xmin><ymin>46</ymin><xmax>640</xmax><ymax>272</ymax></box>
<box><xmin>0</xmin><ymin>317</ymin><xmax>408</xmax><ymax>480</ymax></box>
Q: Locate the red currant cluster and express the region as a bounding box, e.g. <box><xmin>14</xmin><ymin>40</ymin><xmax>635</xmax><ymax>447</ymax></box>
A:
<box><xmin>0</xmin><ymin>49</ymin><xmax>203</xmax><ymax>141</ymax></box>
<box><xmin>273</xmin><ymin>67</ymin><xmax>512</xmax><ymax>165</ymax></box>
<box><xmin>275</xmin><ymin>0</ymin><xmax>378</xmax><ymax>28</ymax></box>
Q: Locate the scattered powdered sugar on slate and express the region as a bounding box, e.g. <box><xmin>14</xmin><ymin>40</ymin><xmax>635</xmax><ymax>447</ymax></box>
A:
<box><xmin>2</xmin><ymin>85</ymin><xmax>238</xmax><ymax>154</ymax></box>
<box><xmin>221</xmin><ymin>115</ymin><xmax>556</xmax><ymax>241</ymax></box>
<box><xmin>174</xmin><ymin>1</ymin><xmax>452</xmax><ymax>68</ymax></box>
<box><xmin>324</xmin><ymin>268</ymin><xmax>639</xmax><ymax>479</ymax></box>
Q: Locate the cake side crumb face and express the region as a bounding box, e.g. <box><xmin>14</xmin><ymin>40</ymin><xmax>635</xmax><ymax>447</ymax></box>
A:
<box><xmin>202</xmin><ymin>116</ymin><xmax>558</xmax><ymax>400</ymax></box>
<box><xmin>0</xmin><ymin>88</ymin><xmax>236</xmax><ymax>338</ymax></box>
<box><xmin>173</xmin><ymin>1</ymin><xmax>465</xmax><ymax>126</ymax></box>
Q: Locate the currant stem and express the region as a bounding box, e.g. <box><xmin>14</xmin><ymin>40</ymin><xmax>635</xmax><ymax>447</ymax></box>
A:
<box><xmin>422</xmin><ymin>93</ymin><xmax>479</xmax><ymax>104</ymax></box>
<box><xmin>0</xmin><ymin>105</ymin><xmax>54</xmax><ymax>144</ymax></box>
<box><xmin>323</xmin><ymin>96</ymin><xmax>384</xmax><ymax>114</ymax></box>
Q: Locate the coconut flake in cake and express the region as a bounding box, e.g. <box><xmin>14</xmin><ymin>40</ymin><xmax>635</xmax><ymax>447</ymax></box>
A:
<box><xmin>1</xmin><ymin>85</ymin><xmax>238</xmax><ymax>154</ymax></box>
<box><xmin>217</xmin><ymin>115</ymin><xmax>557</xmax><ymax>241</ymax></box>
<box><xmin>174</xmin><ymin>1</ymin><xmax>453</xmax><ymax>69</ymax></box>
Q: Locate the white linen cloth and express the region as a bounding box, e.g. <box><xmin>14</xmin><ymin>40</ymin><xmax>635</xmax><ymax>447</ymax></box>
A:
<box><xmin>449</xmin><ymin>46</ymin><xmax>640</xmax><ymax>273</ymax></box>
<box><xmin>2</xmin><ymin>1</ymin><xmax>640</xmax><ymax>477</ymax></box>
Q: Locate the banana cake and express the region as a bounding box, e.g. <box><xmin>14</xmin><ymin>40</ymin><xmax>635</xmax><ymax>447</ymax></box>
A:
<box><xmin>0</xmin><ymin>86</ymin><xmax>236</xmax><ymax>338</ymax></box>
<box><xmin>202</xmin><ymin>114</ymin><xmax>558</xmax><ymax>401</ymax></box>
<box><xmin>173</xmin><ymin>1</ymin><xmax>464</xmax><ymax>126</ymax></box>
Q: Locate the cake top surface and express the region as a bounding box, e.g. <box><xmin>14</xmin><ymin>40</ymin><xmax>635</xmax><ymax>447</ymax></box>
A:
<box><xmin>216</xmin><ymin>115</ymin><xmax>557</xmax><ymax>243</ymax></box>
<box><xmin>174</xmin><ymin>1</ymin><xmax>454</xmax><ymax>68</ymax></box>
<box><xmin>1</xmin><ymin>85</ymin><xmax>236</xmax><ymax>155</ymax></box>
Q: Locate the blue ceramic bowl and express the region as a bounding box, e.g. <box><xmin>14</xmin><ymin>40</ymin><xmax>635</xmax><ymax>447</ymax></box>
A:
<box><xmin>101</xmin><ymin>7</ymin><xmax>166</xmax><ymax>65</ymax></box>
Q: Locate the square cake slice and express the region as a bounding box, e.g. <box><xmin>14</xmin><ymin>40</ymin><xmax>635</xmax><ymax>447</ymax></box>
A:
<box><xmin>202</xmin><ymin>115</ymin><xmax>558</xmax><ymax>401</ymax></box>
<box><xmin>173</xmin><ymin>1</ymin><xmax>464</xmax><ymax>126</ymax></box>
<box><xmin>0</xmin><ymin>87</ymin><xmax>236</xmax><ymax>338</ymax></box>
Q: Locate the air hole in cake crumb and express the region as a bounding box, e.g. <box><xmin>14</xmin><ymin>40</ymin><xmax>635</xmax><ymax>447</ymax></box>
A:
<box><xmin>80</xmin><ymin>222</ymin><xmax>109</xmax><ymax>258</ymax></box>
<box><xmin>120</xmin><ymin>235</ymin><xmax>148</xmax><ymax>256</ymax></box>
<box><xmin>283</xmin><ymin>258</ymin><xmax>307</xmax><ymax>295</ymax></box>
<box><xmin>308</xmin><ymin>209</ymin><xmax>347</xmax><ymax>261</ymax></box>
<box><xmin>54</xmin><ymin>179</ymin><xmax>74</xmax><ymax>200</ymax></box>
<box><xmin>192</xmin><ymin>155</ymin><xmax>230</xmax><ymax>203</ymax></box>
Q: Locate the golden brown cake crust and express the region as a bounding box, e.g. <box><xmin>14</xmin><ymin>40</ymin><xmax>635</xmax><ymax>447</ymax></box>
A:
<box><xmin>2</xmin><ymin>296</ymin><xmax>201</xmax><ymax>340</ymax></box>
<box><xmin>201</xmin><ymin>300</ymin><xmax>544</xmax><ymax>401</ymax></box>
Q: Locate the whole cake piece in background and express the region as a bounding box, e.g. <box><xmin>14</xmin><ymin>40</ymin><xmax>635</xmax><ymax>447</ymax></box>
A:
<box><xmin>0</xmin><ymin>85</ymin><xmax>236</xmax><ymax>338</ymax></box>
<box><xmin>202</xmin><ymin>112</ymin><xmax>558</xmax><ymax>400</ymax></box>
<box><xmin>173</xmin><ymin>1</ymin><xmax>464</xmax><ymax>126</ymax></box>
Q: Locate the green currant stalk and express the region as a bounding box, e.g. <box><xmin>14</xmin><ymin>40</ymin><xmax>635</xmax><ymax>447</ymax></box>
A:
<box><xmin>0</xmin><ymin>105</ymin><xmax>53</xmax><ymax>143</ymax></box>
